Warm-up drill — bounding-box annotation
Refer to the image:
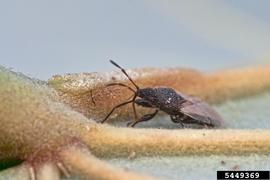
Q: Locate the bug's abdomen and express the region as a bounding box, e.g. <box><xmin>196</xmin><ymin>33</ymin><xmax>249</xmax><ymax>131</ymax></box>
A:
<box><xmin>177</xmin><ymin>92</ymin><xmax>225</xmax><ymax>128</ymax></box>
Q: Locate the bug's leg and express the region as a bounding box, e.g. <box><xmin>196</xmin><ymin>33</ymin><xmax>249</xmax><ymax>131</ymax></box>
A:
<box><xmin>203</xmin><ymin>124</ymin><xmax>213</xmax><ymax>129</ymax></box>
<box><xmin>69</xmin><ymin>90</ymin><xmax>96</xmax><ymax>106</ymax></box>
<box><xmin>134</xmin><ymin>99</ymin><xmax>153</xmax><ymax>108</ymax></box>
<box><xmin>127</xmin><ymin>109</ymin><xmax>159</xmax><ymax>127</ymax></box>
<box><xmin>132</xmin><ymin>98</ymin><xmax>153</xmax><ymax>122</ymax></box>
<box><xmin>100</xmin><ymin>100</ymin><xmax>133</xmax><ymax>123</ymax></box>
<box><xmin>132</xmin><ymin>95</ymin><xmax>138</xmax><ymax>120</ymax></box>
<box><xmin>106</xmin><ymin>83</ymin><xmax>136</xmax><ymax>93</ymax></box>
<box><xmin>106</xmin><ymin>82</ymin><xmax>137</xmax><ymax>118</ymax></box>
<box><xmin>170</xmin><ymin>115</ymin><xmax>182</xmax><ymax>123</ymax></box>
<box><xmin>170</xmin><ymin>115</ymin><xmax>186</xmax><ymax>128</ymax></box>
<box><xmin>178</xmin><ymin>122</ymin><xmax>185</xmax><ymax>128</ymax></box>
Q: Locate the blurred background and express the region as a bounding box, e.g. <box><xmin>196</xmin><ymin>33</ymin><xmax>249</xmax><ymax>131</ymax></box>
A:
<box><xmin>1</xmin><ymin>0</ymin><xmax>270</xmax><ymax>80</ymax></box>
<box><xmin>1</xmin><ymin>2</ymin><xmax>270</xmax><ymax>179</ymax></box>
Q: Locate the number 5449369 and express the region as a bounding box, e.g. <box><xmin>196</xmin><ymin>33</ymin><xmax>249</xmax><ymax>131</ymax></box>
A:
<box><xmin>224</xmin><ymin>172</ymin><xmax>259</xmax><ymax>179</ymax></box>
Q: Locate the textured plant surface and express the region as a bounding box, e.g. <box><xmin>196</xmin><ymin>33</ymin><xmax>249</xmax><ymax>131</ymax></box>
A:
<box><xmin>1</xmin><ymin>65</ymin><xmax>270</xmax><ymax>179</ymax></box>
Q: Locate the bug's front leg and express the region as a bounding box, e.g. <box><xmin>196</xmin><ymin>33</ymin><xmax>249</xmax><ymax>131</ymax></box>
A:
<box><xmin>127</xmin><ymin>109</ymin><xmax>159</xmax><ymax>127</ymax></box>
<box><xmin>134</xmin><ymin>99</ymin><xmax>153</xmax><ymax>108</ymax></box>
<box><xmin>100</xmin><ymin>100</ymin><xmax>133</xmax><ymax>123</ymax></box>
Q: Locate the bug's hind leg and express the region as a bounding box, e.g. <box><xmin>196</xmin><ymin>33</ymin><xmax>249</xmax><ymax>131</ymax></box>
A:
<box><xmin>127</xmin><ymin>109</ymin><xmax>159</xmax><ymax>127</ymax></box>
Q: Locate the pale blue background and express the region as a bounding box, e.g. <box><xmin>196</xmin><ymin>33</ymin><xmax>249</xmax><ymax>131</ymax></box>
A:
<box><xmin>1</xmin><ymin>2</ymin><xmax>270</xmax><ymax>179</ymax></box>
<box><xmin>1</xmin><ymin>0</ymin><xmax>270</xmax><ymax>80</ymax></box>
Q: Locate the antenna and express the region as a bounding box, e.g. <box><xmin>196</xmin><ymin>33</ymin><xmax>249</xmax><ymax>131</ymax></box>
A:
<box><xmin>110</xmin><ymin>60</ymin><xmax>139</xmax><ymax>90</ymax></box>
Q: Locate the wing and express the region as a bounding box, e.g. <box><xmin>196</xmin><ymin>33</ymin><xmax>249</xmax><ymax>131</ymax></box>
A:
<box><xmin>177</xmin><ymin>92</ymin><xmax>225</xmax><ymax>128</ymax></box>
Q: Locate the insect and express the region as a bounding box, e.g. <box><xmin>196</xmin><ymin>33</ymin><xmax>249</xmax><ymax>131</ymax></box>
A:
<box><xmin>100</xmin><ymin>60</ymin><xmax>225</xmax><ymax>128</ymax></box>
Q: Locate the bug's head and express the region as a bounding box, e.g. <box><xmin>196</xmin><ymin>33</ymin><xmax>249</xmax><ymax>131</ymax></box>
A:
<box><xmin>137</xmin><ymin>88</ymin><xmax>157</xmax><ymax>102</ymax></box>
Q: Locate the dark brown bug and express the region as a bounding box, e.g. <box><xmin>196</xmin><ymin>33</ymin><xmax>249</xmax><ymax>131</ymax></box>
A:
<box><xmin>100</xmin><ymin>60</ymin><xmax>225</xmax><ymax>128</ymax></box>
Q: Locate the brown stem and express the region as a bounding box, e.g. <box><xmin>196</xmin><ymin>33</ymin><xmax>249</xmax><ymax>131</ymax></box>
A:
<box><xmin>82</xmin><ymin>125</ymin><xmax>270</xmax><ymax>158</ymax></box>
<box><xmin>59</xmin><ymin>145</ymin><xmax>156</xmax><ymax>180</ymax></box>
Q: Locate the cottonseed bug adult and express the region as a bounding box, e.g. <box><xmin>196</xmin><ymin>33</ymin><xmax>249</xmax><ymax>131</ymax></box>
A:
<box><xmin>100</xmin><ymin>60</ymin><xmax>225</xmax><ymax>128</ymax></box>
